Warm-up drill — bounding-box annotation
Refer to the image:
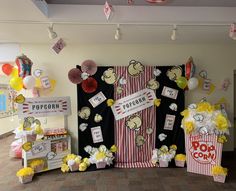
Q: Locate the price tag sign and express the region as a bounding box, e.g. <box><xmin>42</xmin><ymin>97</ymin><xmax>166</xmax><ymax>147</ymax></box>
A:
<box><xmin>91</xmin><ymin>126</ymin><xmax>103</xmax><ymax>143</ymax></box>
<box><xmin>89</xmin><ymin>91</ymin><xmax>106</xmax><ymax>108</ymax></box>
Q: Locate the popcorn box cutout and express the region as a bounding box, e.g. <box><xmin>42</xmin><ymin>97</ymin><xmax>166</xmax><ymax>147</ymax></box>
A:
<box><xmin>19</xmin><ymin>175</ymin><xmax>33</xmax><ymax>184</ymax></box>
<box><xmin>185</xmin><ymin>134</ymin><xmax>223</xmax><ymax>176</ymax></box>
<box><xmin>159</xmin><ymin>160</ymin><xmax>169</xmax><ymax>168</ymax></box>
<box><xmin>96</xmin><ymin>161</ymin><xmax>107</xmax><ymax>169</ymax></box>
<box><xmin>175</xmin><ymin>160</ymin><xmax>185</xmax><ymax>167</ymax></box>
<box><xmin>213</xmin><ymin>175</ymin><xmax>226</xmax><ymax>183</ymax></box>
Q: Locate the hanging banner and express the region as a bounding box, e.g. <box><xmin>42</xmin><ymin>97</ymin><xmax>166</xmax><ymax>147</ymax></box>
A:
<box><xmin>111</xmin><ymin>88</ymin><xmax>156</xmax><ymax>120</ymax></box>
<box><xmin>185</xmin><ymin>134</ymin><xmax>223</xmax><ymax>176</ymax></box>
<box><xmin>18</xmin><ymin>96</ymin><xmax>71</xmax><ymax>118</ymax></box>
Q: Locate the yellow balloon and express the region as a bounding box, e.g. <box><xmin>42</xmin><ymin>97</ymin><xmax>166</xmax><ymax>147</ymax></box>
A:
<box><xmin>10</xmin><ymin>67</ymin><xmax>18</xmax><ymax>78</ymax></box>
<box><xmin>10</xmin><ymin>77</ymin><xmax>23</xmax><ymax>91</ymax></box>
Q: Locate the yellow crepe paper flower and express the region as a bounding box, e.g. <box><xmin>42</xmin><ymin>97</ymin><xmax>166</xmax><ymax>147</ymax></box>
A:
<box><xmin>82</xmin><ymin>158</ymin><xmax>90</xmax><ymax>166</ymax></box>
<box><xmin>196</xmin><ymin>102</ymin><xmax>214</xmax><ymax>113</ymax></box>
<box><xmin>35</xmin><ymin>125</ymin><xmax>43</xmax><ymax>135</ymax></box>
<box><xmin>212</xmin><ymin>166</ymin><xmax>228</xmax><ymax>176</ymax></box>
<box><xmin>107</xmin><ymin>99</ymin><xmax>115</xmax><ymax>107</ymax></box>
<box><xmin>154</xmin><ymin>99</ymin><xmax>161</xmax><ymax>107</ymax></box>
<box><xmin>79</xmin><ymin>162</ymin><xmax>87</xmax><ymax>171</ymax></box>
<box><xmin>160</xmin><ymin>145</ymin><xmax>168</xmax><ymax>153</ymax></box>
<box><xmin>62</xmin><ymin>156</ymin><xmax>67</xmax><ymax>164</ymax></box>
<box><xmin>30</xmin><ymin>159</ymin><xmax>44</xmax><ymax>169</ymax></box>
<box><xmin>175</xmin><ymin>154</ymin><xmax>186</xmax><ymax>161</ymax></box>
<box><xmin>61</xmin><ymin>164</ymin><xmax>69</xmax><ymax>173</ymax></box>
<box><xmin>170</xmin><ymin>145</ymin><xmax>177</xmax><ymax>151</ymax></box>
<box><xmin>215</xmin><ymin>114</ymin><xmax>228</xmax><ymax>131</ymax></box>
<box><xmin>218</xmin><ymin>135</ymin><xmax>227</xmax><ymax>144</ymax></box>
<box><xmin>66</xmin><ymin>154</ymin><xmax>77</xmax><ymax>161</ymax></box>
<box><xmin>180</xmin><ymin>109</ymin><xmax>189</xmax><ymax>118</ymax></box>
<box><xmin>184</xmin><ymin>121</ymin><xmax>195</xmax><ymax>134</ymax></box>
<box><xmin>110</xmin><ymin>145</ymin><xmax>117</xmax><ymax>153</ymax></box>
<box><xmin>74</xmin><ymin>156</ymin><xmax>81</xmax><ymax>164</ymax></box>
<box><xmin>95</xmin><ymin>152</ymin><xmax>106</xmax><ymax>160</ymax></box>
<box><xmin>16</xmin><ymin>167</ymin><xmax>34</xmax><ymax>177</ymax></box>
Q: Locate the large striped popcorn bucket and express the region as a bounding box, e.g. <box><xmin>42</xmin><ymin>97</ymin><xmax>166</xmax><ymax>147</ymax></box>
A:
<box><xmin>185</xmin><ymin>134</ymin><xmax>223</xmax><ymax>176</ymax></box>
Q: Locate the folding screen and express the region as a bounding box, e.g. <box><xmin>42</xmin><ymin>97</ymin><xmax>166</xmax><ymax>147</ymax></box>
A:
<box><xmin>77</xmin><ymin>64</ymin><xmax>185</xmax><ymax>170</ymax></box>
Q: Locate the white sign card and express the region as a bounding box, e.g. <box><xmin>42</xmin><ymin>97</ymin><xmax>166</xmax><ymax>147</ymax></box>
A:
<box><xmin>40</xmin><ymin>76</ymin><xmax>51</xmax><ymax>89</ymax></box>
<box><xmin>111</xmin><ymin>88</ymin><xmax>156</xmax><ymax>120</ymax></box>
<box><xmin>164</xmin><ymin>114</ymin><xmax>176</xmax><ymax>130</ymax></box>
<box><xmin>203</xmin><ymin>79</ymin><xmax>211</xmax><ymax>91</ymax></box>
<box><xmin>18</xmin><ymin>96</ymin><xmax>71</xmax><ymax>118</ymax></box>
<box><xmin>161</xmin><ymin>86</ymin><xmax>178</xmax><ymax>100</ymax></box>
<box><xmin>91</xmin><ymin>126</ymin><xmax>104</xmax><ymax>143</ymax></box>
<box><xmin>89</xmin><ymin>91</ymin><xmax>107</xmax><ymax>108</ymax></box>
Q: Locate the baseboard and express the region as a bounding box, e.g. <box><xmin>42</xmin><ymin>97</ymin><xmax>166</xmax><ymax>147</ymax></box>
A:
<box><xmin>0</xmin><ymin>131</ymin><xmax>13</xmax><ymax>139</ymax></box>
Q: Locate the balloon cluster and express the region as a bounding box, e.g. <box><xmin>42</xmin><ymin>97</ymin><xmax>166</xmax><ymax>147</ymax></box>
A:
<box><xmin>176</xmin><ymin>57</ymin><xmax>199</xmax><ymax>91</ymax></box>
<box><xmin>68</xmin><ymin>60</ymin><xmax>98</xmax><ymax>93</ymax></box>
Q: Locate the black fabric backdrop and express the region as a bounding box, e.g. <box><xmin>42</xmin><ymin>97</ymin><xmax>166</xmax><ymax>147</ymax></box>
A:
<box><xmin>77</xmin><ymin>65</ymin><xmax>185</xmax><ymax>170</ymax></box>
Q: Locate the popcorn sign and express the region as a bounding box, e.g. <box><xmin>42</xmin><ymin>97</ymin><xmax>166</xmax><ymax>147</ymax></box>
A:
<box><xmin>185</xmin><ymin>134</ymin><xmax>222</xmax><ymax>176</ymax></box>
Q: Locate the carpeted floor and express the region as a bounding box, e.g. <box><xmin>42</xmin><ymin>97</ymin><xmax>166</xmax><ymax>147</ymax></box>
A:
<box><xmin>0</xmin><ymin>134</ymin><xmax>235</xmax><ymax>191</ymax></box>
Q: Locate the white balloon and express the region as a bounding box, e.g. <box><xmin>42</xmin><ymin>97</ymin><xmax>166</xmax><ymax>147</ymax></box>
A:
<box><xmin>188</xmin><ymin>77</ymin><xmax>199</xmax><ymax>90</ymax></box>
<box><xmin>23</xmin><ymin>75</ymin><xmax>36</xmax><ymax>89</ymax></box>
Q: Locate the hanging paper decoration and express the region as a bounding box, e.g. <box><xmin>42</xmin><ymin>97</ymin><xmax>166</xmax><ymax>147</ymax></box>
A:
<box><xmin>103</xmin><ymin>1</ymin><xmax>112</xmax><ymax>20</ymax></box>
<box><xmin>15</xmin><ymin>54</ymin><xmax>33</xmax><ymax>78</ymax></box>
<box><xmin>128</xmin><ymin>60</ymin><xmax>144</xmax><ymax>77</ymax></box>
<box><xmin>68</xmin><ymin>60</ymin><xmax>98</xmax><ymax>93</ymax></box>
<box><xmin>185</xmin><ymin>56</ymin><xmax>195</xmax><ymax>80</ymax></box>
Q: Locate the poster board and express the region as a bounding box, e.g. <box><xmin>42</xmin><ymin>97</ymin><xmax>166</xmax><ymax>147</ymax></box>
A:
<box><xmin>185</xmin><ymin>134</ymin><xmax>223</xmax><ymax>176</ymax></box>
<box><xmin>0</xmin><ymin>84</ymin><xmax>17</xmax><ymax>118</ymax></box>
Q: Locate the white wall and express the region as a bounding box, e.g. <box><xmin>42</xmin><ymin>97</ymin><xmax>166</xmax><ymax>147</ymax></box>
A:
<box><xmin>1</xmin><ymin>43</ymin><xmax>235</xmax><ymax>152</ymax></box>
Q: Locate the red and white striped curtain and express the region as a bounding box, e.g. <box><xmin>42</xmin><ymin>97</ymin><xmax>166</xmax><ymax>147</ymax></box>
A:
<box><xmin>114</xmin><ymin>66</ymin><xmax>156</xmax><ymax>168</ymax></box>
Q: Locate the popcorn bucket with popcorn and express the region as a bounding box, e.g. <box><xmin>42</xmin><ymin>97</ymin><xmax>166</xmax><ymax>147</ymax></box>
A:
<box><xmin>19</xmin><ymin>175</ymin><xmax>33</xmax><ymax>184</ymax></box>
<box><xmin>213</xmin><ymin>175</ymin><xmax>226</xmax><ymax>183</ymax></box>
<box><xmin>96</xmin><ymin>161</ymin><xmax>107</xmax><ymax>169</ymax></box>
<box><xmin>175</xmin><ymin>160</ymin><xmax>185</xmax><ymax>167</ymax></box>
<box><xmin>69</xmin><ymin>163</ymin><xmax>79</xmax><ymax>172</ymax></box>
<box><xmin>159</xmin><ymin>160</ymin><xmax>169</xmax><ymax>167</ymax></box>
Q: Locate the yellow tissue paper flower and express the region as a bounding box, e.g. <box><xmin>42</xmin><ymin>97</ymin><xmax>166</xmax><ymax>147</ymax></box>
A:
<box><xmin>66</xmin><ymin>154</ymin><xmax>77</xmax><ymax>161</ymax></box>
<box><xmin>184</xmin><ymin>121</ymin><xmax>195</xmax><ymax>134</ymax></box>
<box><xmin>30</xmin><ymin>159</ymin><xmax>44</xmax><ymax>169</ymax></box>
<box><xmin>95</xmin><ymin>152</ymin><xmax>106</xmax><ymax>160</ymax></box>
<box><xmin>82</xmin><ymin>158</ymin><xmax>90</xmax><ymax>166</ymax></box>
<box><xmin>62</xmin><ymin>156</ymin><xmax>67</xmax><ymax>164</ymax></box>
<box><xmin>25</xmin><ymin>127</ymin><xmax>33</xmax><ymax>131</ymax></box>
<box><xmin>180</xmin><ymin>109</ymin><xmax>189</xmax><ymax>118</ymax></box>
<box><xmin>175</xmin><ymin>154</ymin><xmax>186</xmax><ymax>161</ymax></box>
<box><xmin>169</xmin><ymin>145</ymin><xmax>177</xmax><ymax>151</ymax></box>
<box><xmin>196</xmin><ymin>102</ymin><xmax>214</xmax><ymax>113</ymax></box>
<box><xmin>212</xmin><ymin>166</ymin><xmax>228</xmax><ymax>176</ymax></box>
<box><xmin>79</xmin><ymin>162</ymin><xmax>87</xmax><ymax>171</ymax></box>
<box><xmin>154</xmin><ymin>99</ymin><xmax>161</xmax><ymax>107</ymax></box>
<box><xmin>61</xmin><ymin>164</ymin><xmax>69</xmax><ymax>173</ymax></box>
<box><xmin>74</xmin><ymin>156</ymin><xmax>81</xmax><ymax>164</ymax></box>
<box><xmin>160</xmin><ymin>145</ymin><xmax>168</xmax><ymax>153</ymax></box>
<box><xmin>16</xmin><ymin>167</ymin><xmax>34</xmax><ymax>177</ymax></box>
<box><xmin>215</xmin><ymin>114</ymin><xmax>228</xmax><ymax>131</ymax></box>
<box><xmin>217</xmin><ymin>135</ymin><xmax>227</xmax><ymax>144</ymax></box>
<box><xmin>110</xmin><ymin>145</ymin><xmax>117</xmax><ymax>153</ymax></box>
<box><xmin>107</xmin><ymin>99</ymin><xmax>115</xmax><ymax>107</ymax></box>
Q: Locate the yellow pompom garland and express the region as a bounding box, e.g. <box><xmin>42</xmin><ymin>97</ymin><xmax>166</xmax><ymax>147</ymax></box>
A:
<box><xmin>16</xmin><ymin>167</ymin><xmax>34</xmax><ymax>177</ymax></box>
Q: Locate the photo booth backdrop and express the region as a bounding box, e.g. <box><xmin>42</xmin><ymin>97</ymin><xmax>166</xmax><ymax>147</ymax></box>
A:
<box><xmin>77</xmin><ymin>65</ymin><xmax>185</xmax><ymax>170</ymax></box>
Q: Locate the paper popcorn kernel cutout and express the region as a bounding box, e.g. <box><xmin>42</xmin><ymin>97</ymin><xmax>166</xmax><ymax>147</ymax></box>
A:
<box><xmin>101</xmin><ymin>68</ymin><xmax>117</xmax><ymax>84</ymax></box>
<box><xmin>158</xmin><ymin>133</ymin><xmax>167</xmax><ymax>141</ymax></box>
<box><xmin>135</xmin><ymin>135</ymin><xmax>146</xmax><ymax>147</ymax></box>
<box><xmin>116</xmin><ymin>86</ymin><xmax>123</xmax><ymax>94</ymax></box>
<box><xmin>153</xmin><ymin>68</ymin><xmax>161</xmax><ymax>77</ymax></box>
<box><xmin>119</xmin><ymin>77</ymin><xmax>127</xmax><ymax>85</ymax></box>
<box><xmin>146</xmin><ymin>128</ymin><xmax>153</xmax><ymax>135</ymax></box>
<box><xmin>128</xmin><ymin>60</ymin><xmax>144</xmax><ymax>77</ymax></box>
<box><xmin>199</xmin><ymin>126</ymin><xmax>209</xmax><ymax>135</ymax></box>
<box><xmin>22</xmin><ymin>142</ymin><xmax>32</xmax><ymax>152</ymax></box>
<box><xmin>15</xmin><ymin>94</ymin><xmax>25</xmax><ymax>104</ymax></box>
<box><xmin>78</xmin><ymin>107</ymin><xmax>91</xmax><ymax>120</ymax></box>
<box><xmin>147</xmin><ymin>79</ymin><xmax>160</xmax><ymax>90</ymax></box>
<box><xmin>79</xmin><ymin>123</ymin><xmax>88</xmax><ymax>132</ymax></box>
<box><xmin>169</xmin><ymin>103</ymin><xmax>177</xmax><ymax>111</ymax></box>
<box><xmin>126</xmin><ymin>114</ymin><xmax>142</xmax><ymax>131</ymax></box>
<box><xmin>94</xmin><ymin>114</ymin><xmax>103</xmax><ymax>123</ymax></box>
<box><xmin>166</xmin><ymin>66</ymin><xmax>182</xmax><ymax>81</ymax></box>
<box><xmin>193</xmin><ymin>114</ymin><xmax>204</xmax><ymax>122</ymax></box>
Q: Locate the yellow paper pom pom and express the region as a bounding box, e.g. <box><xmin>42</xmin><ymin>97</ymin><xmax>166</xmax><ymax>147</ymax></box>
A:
<box><xmin>196</xmin><ymin>102</ymin><xmax>214</xmax><ymax>113</ymax></box>
<box><xmin>95</xmin><ymin>152</ymin><xmax>106</xmax><ymax>161</ymax></box>
<box><xmin>154</xmin><ymin>99</ymin><xmax>161</xmax><ymax>107</ymax></box>
<box><xmin>16</xmin><ymin>167</ymin><xmax>34</xmax><ymax>177</ymax></box>
<box><xmin>79</xmin><ymin>162</ymin><xmax>87</xmax><ymax>171</ymax></box>
<box><xmin>217</xmin><ymin>135</ymin><xmax>227</xmax><ymax>144</ymax></box>
<box><xmin>66</xmin><ymin>154</ymin><xmax>77</xmax><ymax>162</ymax></box>
<box><xmin>170</xmin><ymin>145</ymin><xmax>177</xmax><ymax>151</ymax></box>
<box><xmin>110</xmin><ymin>145</ymin><xmax>117</xmax><ymax>153</ymax></box>
<box><xmin>30</xmin><ymin>159</ymin><xmax>44</xmax><ymax>169</ymax></box>
<box><xmin>74</xmin><ymin>156</ymin><xmax>82</xmax><ymax>164</ymax></box>
<box><xmin>212</xmin><ymin>166</ymin><xmax>228</xmax><ymax>176</ymax></box>
<box><xmin>61</xmin><ymin>164</ymin><xmax>69</xmax><ymax>173</ymax></box>
<box><xmin>107</xmin><ymin>99</ymin><xmax>115</xmax><ymax>107</ymax></box>
<box><xmin>175</xmin><ymin>154</ymin><xmax>186</xmax><ymax>161</ymax></box>
<box><xmin>184</xmin><ymin>121</ymin><xmax>195</xmax><ymax>134</ymax></box>
<box><xmin>82</xmin><ymin>158</ymin><xmax>90</xmax><ymax>166</ymax></box>
<box><xmin>214</xmin><ymin>114</ymin><xmax>228</xmax><ymax>131</ymax></box>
